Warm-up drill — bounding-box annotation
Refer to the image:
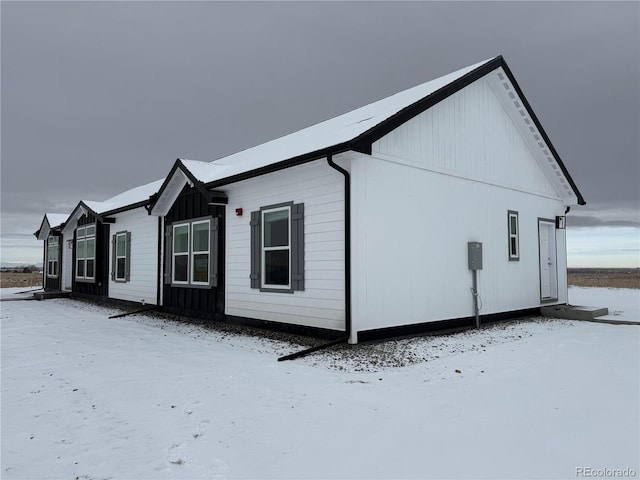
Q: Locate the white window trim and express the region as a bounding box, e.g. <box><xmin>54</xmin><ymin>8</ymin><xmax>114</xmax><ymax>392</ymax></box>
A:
<box><xmin>171</xmin><ymin>218</ymin><xmax>212</xmax><ymax>287</ymax></box>
<box><xmin>47</xmin><ymin>236</ymin><xmax>59</xmax><ymax>278</ymax></box>
<box><xmin>76</xmin><ymin>225</ymin><xmax>96</xmax><ymax>281</ymax></box>
<box><xmin>261</xmin><ymin>205</ymin><xmax>292</xmax><ymax>290</ymax></box>
<box><xmin>114</xmin><ymin>232</ymin><xmax>127</xmax><ymax>282</ymax></box>
<box><xmin>190</xmin><ymin>219</ymin><xmax>211</xmax><ymax>286</ymax></box>
<box><xmin>508</xmin><ymin>211</ymin><xmax>519</xmax><ymax>261</ymax></box>
<box><xmin>172</xmin><ymin>223</ymin><xmax>190</xmax><ymax>285</ymax></box>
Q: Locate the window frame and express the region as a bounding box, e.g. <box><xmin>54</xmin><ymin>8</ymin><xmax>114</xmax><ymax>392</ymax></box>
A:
<box><xmin>261</xmin><ymin>204</ymin><xmax>292</xmax><ymax>291</ymax></box>
<box><xmin>47</xmin><ymin>235</ymin><xmax>59</xmax><ymax>278</ymax></box>
<box><xmin>508</xmin><ymin>210</ymin><xmax>520</xmax><ymax>261</ymax></box>
<box><xmin>112</xmin><ymin>231</ymin><xmax>131</xmax><ymax>283</ymax></box>
<box><xmin>168</xmin><ymin>216</ymin><xmax>217</xmax><ymax>289</ymax></box>
<box><xmin>76</xmin><ymin>224</ymin><xmax>96</xmax><ymax>282</ymax></box>
<box><xmin>190</xmin><ymin>219</ymin><xmax>211</xmax><ymax>286</ymax></box>
<box><xmin>250</xmin><ymin>201</ymin><xmax>304</xmax><ymax>294</ymax></box>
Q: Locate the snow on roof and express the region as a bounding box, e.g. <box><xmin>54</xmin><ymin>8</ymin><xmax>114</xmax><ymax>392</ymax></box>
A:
<box><xmin>185</xmin><ymin>58</ymin><xmax>495</xmax><ymax>184</ymax></box>
<box><xmin>80</xmin><ymin>178</ymin><xmax>165</xmax><ymax>216</ymax></box>
<box><xmin>45</xmin><ymin>213</ymin><xmax>69</xmax><ymax>229</ymax></box>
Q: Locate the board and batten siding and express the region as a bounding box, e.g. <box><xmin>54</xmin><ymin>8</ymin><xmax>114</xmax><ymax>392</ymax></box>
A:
<box><xmin>108</xmin><ymin>207</ymin><xmax>159</xmax><ymax>305</ymax></box>
<box><xmin>348</xmin><ymin>78</ymin><xmax>568</xmax><ymax>333</ymax></box>
<box><xmin>224</xmin><ymin>160</ymin><xmax>346</xmax><ymax>331</ymax></box>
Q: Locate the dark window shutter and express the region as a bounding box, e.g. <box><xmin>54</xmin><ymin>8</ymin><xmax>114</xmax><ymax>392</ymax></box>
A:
<box><xmin>210</xmin><ymin>217</ymin><xmax>219</xmax><ymax>287</ymax></box>
<box><xmin>125</xmin><ymin>232</ymin><xmax>131</xmax><ymax>282</ymax></box>
<box><xmin>111</xmin><ymin>234</ymin><xmax>116</xmax><ymax>281</ymax></box>
<box><xmin>164</xmin><ymin>224</ymin><xmax>172</xmax><ymax>284</ymax></box>
<box><xmin>250</xmin><ymin>211</ymin><xmax>260</xmax><ymax>289</ymax></box>
<box><xmin>291</xmin><ymin>203</ymin><xmax>305</xmax><ymax>291</ymax></box>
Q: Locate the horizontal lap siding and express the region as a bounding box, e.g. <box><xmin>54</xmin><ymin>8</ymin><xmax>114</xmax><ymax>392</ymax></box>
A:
<box><xmin>108</xmin><ymin>207</ymin><xmax>159</xmax><ymax>305</ymax></box>
<box><xmin>225</xmin><ymin>160</ymin><xmax>346</xmax><ymax>331</ymax></box>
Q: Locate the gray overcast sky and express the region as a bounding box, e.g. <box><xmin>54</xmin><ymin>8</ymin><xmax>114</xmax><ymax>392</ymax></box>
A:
<box><xmin>1</xmin><ymin>1</ymin><xmax>639</xmax><ymax>265</ymax></box>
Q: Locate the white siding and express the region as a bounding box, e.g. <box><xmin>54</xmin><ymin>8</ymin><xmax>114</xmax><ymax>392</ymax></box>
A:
<box><xmin>225</xmin><ymin>160</ymin><xmax>346</xmax><ymax>331</ymax></box>
<box><xmin>373</xmin><ymin>77</ymin><xmax>561</xmax><ymax>201</ymax></box>
<box><xmin>350</xmin><ymin>156</ymin><xmax>568</xmax><ymax>333</ymax></box>
<box><xmin>108</xmin><ymin>207</ymin><xmax>159</xmax><ymax>305</ymax></box>
<box><xmin>350</xmin><ymin>79</ymin><xmax>570</xmax><ymax>334</ymax></box>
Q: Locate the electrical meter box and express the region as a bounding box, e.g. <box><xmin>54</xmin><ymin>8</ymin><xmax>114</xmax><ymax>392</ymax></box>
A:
<box><xmin>468</xmin><ymin>242</ymin><xmax>483</xmax><ymax>270</ymax></box>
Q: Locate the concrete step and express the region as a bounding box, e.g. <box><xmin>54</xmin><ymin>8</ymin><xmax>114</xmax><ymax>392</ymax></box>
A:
<box><xmin>33</xmin><ymin>291</ymin><xmax>72</xmax><ymax>301</ymax></box>
<box><xmin>541</xmin><ymin>304</ymin><xmax>608</xmax><ymax>320</ymax></box>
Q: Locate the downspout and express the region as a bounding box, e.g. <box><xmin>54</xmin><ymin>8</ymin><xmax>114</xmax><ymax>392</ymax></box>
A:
<box><xmin>327</xmin><ymin>154</ymin><xmax>352</xmax><ymax>342</ymax></box>
<box><xmin>276</xmin><ymin>154</ymin><xmax>353</xmax><ymax>362</ymax></box>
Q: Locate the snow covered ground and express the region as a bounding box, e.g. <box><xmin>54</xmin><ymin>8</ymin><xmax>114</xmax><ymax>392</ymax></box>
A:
<box><xmin>1</xmin><ymin>287</ymin><xmax>638</xmax><ymax>479</ymax></box>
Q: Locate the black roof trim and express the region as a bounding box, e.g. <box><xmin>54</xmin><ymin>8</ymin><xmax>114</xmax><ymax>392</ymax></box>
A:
<box><xmin>172</xmin><ymin>56</ymin><xmax>584</xmax><ymax>205</ymax></box>
<box><xmin>202</xmin><ymin>142</ymin><xmax>353</xmax><ymax>189</ymax></box>
<box><xmin>149</xmin><ymin>159</ymin><xmax>230</xmax><ymax>212</ymax></box>
<box><xmin>499</xmin><ymin>60</ymin><xmax>586</xmax><ymax>205</ymax></box>
<box><xmin>100</xmin><ymin>199</ymin><xmax>151</xmax><ymax>217</ymax></box>
<box><xmin>353</xmin><ymin>56</ymin><xmax>505</xmax><ymax>147</ymax></box>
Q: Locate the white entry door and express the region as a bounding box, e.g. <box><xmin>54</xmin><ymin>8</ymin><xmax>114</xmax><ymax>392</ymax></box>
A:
<box><xmin>62</xmin><ymin>235</ymin><xmax>73</xmax><ymax>291</ymax></box>
<box><xmin>538</xmin><ymin>220</ymin><xmax>558</xmax><ymax>301</ymax></box>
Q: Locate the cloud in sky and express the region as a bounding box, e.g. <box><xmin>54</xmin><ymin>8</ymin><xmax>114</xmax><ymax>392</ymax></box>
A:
<box><xmin>1</xmin><ymin>1</ymin><xmax>638</xmax><ymax>267</ymax></box>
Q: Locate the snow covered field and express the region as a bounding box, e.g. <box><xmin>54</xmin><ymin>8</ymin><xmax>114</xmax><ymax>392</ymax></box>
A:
<box><xmin>1</xmin><ymin>287</ymin><xmax>638</xmax><ymax>479</ymax></box>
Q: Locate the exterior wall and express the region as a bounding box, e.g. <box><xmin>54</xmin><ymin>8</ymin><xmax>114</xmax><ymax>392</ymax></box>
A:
<box><xmin>224</xmin><ymin>160</ymin><xmax>346</xmax><ymax>331</ymax></box>
<box><xmin>374</xmin><ymin>77</ymin><xmax>559</xmax><ymax>201</ymax></box>
<box><xmin>162</xmin><ymin>188</ymin><xmax>225</xmax><ymax>319</ymax></box>
<box><xmin>349</xmin><ymin>79</ymin><xmax>569</xmax><ymax>333</ymax></box>
<box><xmin>44</xmin><ymin>235</ymin><xmax>62</xmax><ymax>291</ymax></box>
<box><xmin>73</xmin><ymin>213</ymin><xmax>110</xmax><ymax>299</ymax></box>
<box><xmin>108</xmin><ymin>207</ymin><xmax>159</xmax><ymax>305</ymax></box>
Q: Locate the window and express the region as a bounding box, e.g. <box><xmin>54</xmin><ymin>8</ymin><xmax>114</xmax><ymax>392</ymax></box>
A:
<box><xmin>250</xmin><ymin>202</ymin><xmax>304</xmax><ymax>293</ymax></box>
<box><xmin>47</xmin><ymin>236</ymin><xmax>59</xmax><ymax>277</ymax></box>
<box><xmin>76</xmin><ymin>225</ymin><xmax>96</xmax><ymax>281</ymax></box>
<box><xmin>165</xmin><ymin>216</ymin><xmax>218</xmax><ymax>287</ymax></box>
<box><xmin>508</xmin><ymin>210</ymin><xmax>519</xmax><ymax>260</ymax></box>
<box><xmin>262</xmin><ymin>206</ymin><xmax>290</xmax><ymax>288</ymax></box>
<box><xmin>111</xmin><ymin>231</ymin><xmax>131</xmax><ymax>282</ymax></box>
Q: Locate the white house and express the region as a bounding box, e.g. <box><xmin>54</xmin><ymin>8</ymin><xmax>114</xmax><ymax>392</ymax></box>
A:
<box><xmin>148</xmin><ymin>55</ymin><xmax>585</xmax><ymax>343</ymax></box>
<box><xmin>36</xmin><ymin>179</ymin><xmax>164</xmax><ymax>306</ymax></box>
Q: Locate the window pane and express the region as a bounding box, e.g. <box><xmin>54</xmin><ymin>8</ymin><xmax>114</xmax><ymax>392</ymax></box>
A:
<box><xmin>48</xmin><ymin>263</ymin><xmax>52</xmax><ymax>276</ymax></box>
<box><xmin>86</xmin><ymin>238</ymin><xmax>95</xmax><ymax>258</ymax></box>
<box><xmin>265</xmin><ymin>250</ymin><xmax>289</xmax><ymax>285</ymax></box>
<box><xmin>116</xmin><ymin>235</ymin><xmax>126</xmax><ymax>256</ymax></box>
<box><xmin>77</xmin><ymin>260</ymin><xmax>84</xmax><ymax>277</ymax></box>
<box><xmin>192</xmin><ymin>222</ymin><xmax>209</xmax><ymax>252</ymax></box>
<box><xmin>192</xmin><ymin>253</ymin><xmax>209</xmax><ymax>282</ymax></box>
<box><xmin>174</xmin><ymin>255</ymin><xmax>188</xmax><ymax>282</ymax></box>
<box><xmin>77</xmin><ymin>227</ymin><xmax>85</xmax><ymax>238</ymax></box>
<box><xmin>77</xmin><ymin>239</ymin><xmax>85</xmax><ymax>259</ymax></box>
<box><xmin>510</xmin><ymin>237</ymin><xmax>517</xmax><ymax>255</ymax></box>
<box><xmin>53</xmin><ymin>263</ymin><xmax>58</xmax><ymax>276</ymax></box>
<box><xmin>86</xmin><ymin>225</ymin><xmax>95</xmax><ymax>236</ymax></box>
<box><xmin>86</xmin><ymin>260</ymin><xmax>94</xmax><ymax>278</ymax></box>
<box><xmin>264</xmin><ymin>209</ymin><xmax>289</xmax><ymax>247</ymax></box>
<box><xmin>174</xmin><ymin>225</ymin><xmax>189</xmax><ymax>253</ymax></box>
<box><xmin>510</xmin><ymin>216</ymin><xmax>517</xmax><ymax>235</ymax></box>
<box><xmin>117</xmin><ymin>258</ymin><xmax>126</xmax><ymax>279</ymax></box>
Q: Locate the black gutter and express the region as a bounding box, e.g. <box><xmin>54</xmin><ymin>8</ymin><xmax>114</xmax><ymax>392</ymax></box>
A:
<box><xmin>277</xmin><ymin>337</ymin><xmax>348</xmax><ymax>362</ymax></box>
<box><xmin>326</xmin><ymin>154</ymin><xmax>352</xmax><ymax>342</ymax></box>
<box><xmin>277</xmin><ymin>153</ymin><xmax>353</xmax><ymax>361</ymax></box>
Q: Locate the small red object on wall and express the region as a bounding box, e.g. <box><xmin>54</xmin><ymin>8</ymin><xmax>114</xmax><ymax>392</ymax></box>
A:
<box><xmin>235</xmin><ymin>208</ymin><xmax>243</xmax><ymax>216</ymax></box>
